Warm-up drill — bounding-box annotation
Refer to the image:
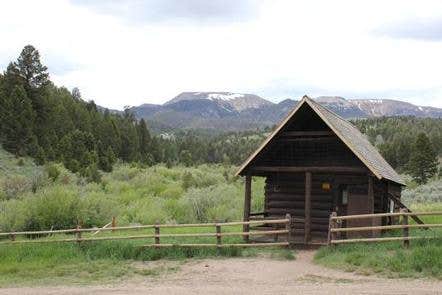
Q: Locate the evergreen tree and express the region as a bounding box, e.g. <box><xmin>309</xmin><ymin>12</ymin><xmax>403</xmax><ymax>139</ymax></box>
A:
<box><xmin>14</xmin><ymin>45</ymin><xmax>51</xmax><ymax>152</ymax></box>
<box><xmin>15</xmin><ymin>45</ymin><xmax>49</xmax><ymax>88</ymax></box>
<box><xmin>378</xmin><ymin>143</ymin><xmax>397</xmax><ymax>168</ymax></box>
<box><xmin>119</xmin><ymin>109</ymin><xmax>139</xmax><ymax>162</ymax></box>
<box><xmin>407</xmin><ymin>133</ymin><xmax>438</xmax><ymax>184</ymax></box>
<box><xmin>58</xmin><ymin>130</ymin><xmax>97</xmax><ymax>173</ymax></box>
<box><xmin>98</xmin><ymin>144</ymin><xmax>116</xmax><ymax>172</ymax></box>
<box><xmin>137</xmin><ymin>119</ymin><xmax>153</xmax><ymax>164</ymax></box>
<box><xmin>1</xmin><ymin>86</ymin><xmax>36</xmax><ymax>156</ymax></box>
<box><xmin>180</xmin><ymin>150</ymin><xmax>192</xmax><ymax>166</ymax></box>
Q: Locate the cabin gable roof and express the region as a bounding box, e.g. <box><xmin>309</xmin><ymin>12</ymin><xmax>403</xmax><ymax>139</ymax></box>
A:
<box><xmin>236</xmin><ymin>96</ymin><xmax>404</xmax><ymax>185</ymax></box>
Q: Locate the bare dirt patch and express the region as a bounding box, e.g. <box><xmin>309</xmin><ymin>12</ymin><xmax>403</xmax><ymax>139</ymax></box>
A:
<box><xmin>1</xmin><ymin>250</ymin><xmax>441</xmax><ymax>294</ymax></box>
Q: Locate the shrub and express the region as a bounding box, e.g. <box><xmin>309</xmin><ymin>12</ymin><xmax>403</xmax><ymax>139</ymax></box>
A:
<box><xmin>81</xmin><ymin>191</ymin><xmax>121</xmax><ymax>228</ymax></box>
<box><xmin>0</xmin><ymin>163</ymin><xmax>266</xmax><ymax>232</ymax></box>
<box><xmin>0</xmin><ymin>199</ymin><xmax>27</xmax><ymax>231</ymax></box>
<box><xmin>45</xmin><ymin>164</ymin><xmax>60</xmax><ymax>182</ymax></box>
<box><xmin>22</xmin><ymin>186</ymin><xmax>84</xmax><ymax>231</ymax></box>
<box><xmin>123</xmin><ymin>198</ymin><xmax>169</xmax><ymax>224</ymax></box>
<box><xmin>178</xmin><ymin>184</ymin><xmax>242</xmax><ymax>223</ymax></box>
<box><xmin>30</xmin><ymin>171</ymin><xmax>47</xmax><ymax>193</ymax></box>
<box><xmin>0</xmin><ymin>176</ymin><xmax>30</xmax><ymax>200</ymax></box>
<box><xmin>0</xmin><ymin>185</ymin><xmax>119</xmax><ymax>232</ymax></box>
<box><xmin>402</xmin><ymin>178</ymin><xmax>442</xmax><ymax>204</ymax></box>
<box><xmin>109</xmin><ymin>165</ymin><xmax>141</xmax><ymax>181</ymax></box>
<box><xmin>82</xmin><ymin>164</ymin><xmax>102</xmax><ymax>183</ymax></box>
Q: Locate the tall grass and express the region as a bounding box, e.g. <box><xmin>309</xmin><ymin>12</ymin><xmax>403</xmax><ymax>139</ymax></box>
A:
<box><xmin>315</xmin><ymin>236</ymin><xmax>442</xmax><ymax>279</ymax></box>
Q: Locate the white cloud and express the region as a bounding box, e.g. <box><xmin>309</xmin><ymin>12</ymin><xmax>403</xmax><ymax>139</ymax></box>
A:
<box><xmin>1</xmin><ymin>0</ymin><xmax>442</xmax><ymax>109</ymax></box>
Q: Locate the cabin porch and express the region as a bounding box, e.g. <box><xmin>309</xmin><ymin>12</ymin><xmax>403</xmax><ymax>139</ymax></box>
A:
<box><xmin>242</xmin><ymin>169</ymin><xmax>395</xmax><ymax>245</ymax></box>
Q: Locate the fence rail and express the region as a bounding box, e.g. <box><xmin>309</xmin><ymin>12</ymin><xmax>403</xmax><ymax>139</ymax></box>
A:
<box><xmin>328</xmin><ymin>210</ymin><xmax>442</xmax><ymax>246</ymax></box>
<box><xmin>0</xmin><ymin>216</ymin><xmax>292</xmax><ymax>248</ymax></box>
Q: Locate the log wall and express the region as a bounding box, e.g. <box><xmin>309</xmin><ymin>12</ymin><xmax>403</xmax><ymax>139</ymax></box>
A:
<box><xmin>264</xmin><ymin>173</ymin><xmax>395</xmax><ymax>242</ymax></box>
<box><xmin>265</xmin><ymin>173</ymin><xmax>333</xmax><ymax>240</ymax></box>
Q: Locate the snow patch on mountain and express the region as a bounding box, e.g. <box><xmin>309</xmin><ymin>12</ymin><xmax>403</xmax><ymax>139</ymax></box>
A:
<box><xmin>208</xmin><ymin>93</ymin><xmax>245</xmax><ymax>101</ymax></box>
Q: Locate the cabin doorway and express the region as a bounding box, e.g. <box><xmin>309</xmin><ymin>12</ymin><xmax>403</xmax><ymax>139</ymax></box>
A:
<box><xmin>346</xmin><ymin>184</ymin><xmax>374</xmax><ymax>238</ymax></box>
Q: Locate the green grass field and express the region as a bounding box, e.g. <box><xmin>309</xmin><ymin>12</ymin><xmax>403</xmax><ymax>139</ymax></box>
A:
<box><xmin>315</xmin><ymin>237</ymin><xmax>442</xmax><ymax>279</ymax></box>
<box><xmin>315</xmin><ymin>203</ymin><xmax>442</xmax><ymax>279</ymax></box>
<box><xmin>0</xmin><ymin>225</ymin><xmax>294</xmax><ymax>287</ymax></box>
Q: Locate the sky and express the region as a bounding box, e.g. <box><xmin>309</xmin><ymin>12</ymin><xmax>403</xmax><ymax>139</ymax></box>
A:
<box><xmin>1</xmin><ymin>0</ymin><xmax>442</xmax><ymax>109</ymax></box>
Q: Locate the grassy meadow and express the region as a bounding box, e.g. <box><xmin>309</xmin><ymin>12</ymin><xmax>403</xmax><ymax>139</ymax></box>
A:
<box><xmin>0</xmin><ymin>148</ymin><xmax>296</xmax><ymax>286</ymax></box>
<box><xmin>1</xmin><ymin>147</ymin><xmax>442</xmax><ymax>283</ymax></box>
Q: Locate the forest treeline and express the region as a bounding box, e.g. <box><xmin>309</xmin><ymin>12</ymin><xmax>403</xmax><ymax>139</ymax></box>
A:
<box><xmin>0</xmin><ymin>46</ymin><xmax>440</xmax><ymax>183</ymax></box>
<box><xmin>354</xmin><ymin>117</ymin><xmax>441</xmax><ymax>166</ymax></box>
<box><xmin>0</xmin><ymin>45</ymin><xmax>267</xmax><ymax>180</ymax></box>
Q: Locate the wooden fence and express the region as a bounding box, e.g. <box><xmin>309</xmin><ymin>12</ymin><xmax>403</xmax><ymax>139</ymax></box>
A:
<box><xmin>328</xmin><ymin>209</ymin><xmax>442</xmax><ymax>247</ymax></box>
<box><xmin>0</xmin><ymin>215</ymin><xmax>292</xmax><ymax>248</ymax></box>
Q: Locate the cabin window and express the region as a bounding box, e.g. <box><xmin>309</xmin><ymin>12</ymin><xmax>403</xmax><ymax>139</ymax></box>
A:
<box><xmin>342</xmin><ymin>187</ymin><xmax>348</xmax><ymax>205</ymax></box>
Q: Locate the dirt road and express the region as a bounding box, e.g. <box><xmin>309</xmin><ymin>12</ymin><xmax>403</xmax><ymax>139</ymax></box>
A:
<box><xmin>1</xmin><ymin>250</ymin><xmax>441</xmax><ymax>294</ymax></box>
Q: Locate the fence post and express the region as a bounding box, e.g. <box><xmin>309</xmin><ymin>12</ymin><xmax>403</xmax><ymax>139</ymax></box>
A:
<box><xmin>327</xmin><ymin>212</ymin><xmax>337</xmax><ymax>245</ymax></box>
<box><xmin>285</xmin><ymin>213</ymin><xmax>291</xmax><ymax>245</ymax></box>
<box><xmin>216</xmin><ymin>223</ymin><xmax>222</xmax><ymax>254</ymax></box>
<box><xmin>10</xmin><ymin>234</ymin><xmax>16</xmax><ymax>242</ymax></box>
<box><xmin>401</xmin><ymin>208</ymin><xmax>409</xmax><ymax>248</ymax></box>
<box><xmin>155</xmin><ymin>221</ymin><xmax>160</xmax><ymax>246</ymax></box>
<box><xmin>112</xmin><ymin>216</ymin><xmax>116</xmax><ymax>232</ymax></box>
<box><xmin>76</xmin><ymin>224</ymin><xmax>82</xmax><ymax>244</ymax></box>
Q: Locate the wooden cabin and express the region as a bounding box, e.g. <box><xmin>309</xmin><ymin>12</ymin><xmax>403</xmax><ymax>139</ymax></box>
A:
<box><xmin>236</xmin><ymin>96</ymin><xmax>405</xmax><ymax>244</ymax></box>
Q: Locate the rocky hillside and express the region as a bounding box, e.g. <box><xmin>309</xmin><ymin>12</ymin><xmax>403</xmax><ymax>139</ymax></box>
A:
<box><xmin>130</xmin><ymin>92</ymin><xmax>442</xmax><ymax>132</ymax></box>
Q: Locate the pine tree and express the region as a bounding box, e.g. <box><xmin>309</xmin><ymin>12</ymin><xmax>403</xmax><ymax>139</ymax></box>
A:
<box><xmin>1</xmin><ymin>86</ymin><xmax>36</xmax><ymax>156</ymax></box>
<box><xmin>119</xmin><ymin>110</ymin><xmax>139</xmax><ymax>162</ymax></box>
<box><xmin>378</xmin><ymin>143</ymin><xmax>397</xmax><ymax>168</ymax></box>
<box><xmin>407</xmin><ymin>133</ymin><xmax>438</xmax><ymax>184</ymax></box>
<box><xmin>180</xmin><ymin>150</ymin><xmax>192</xmax><ymax>167</ymax></box>
<box><xmin>15</xmin><ymin>45</ymin><xmax>49</xmax><ymax>88</ymax></box>
<box><xmin>137</xmin><ymin>119</ymin><xmax>153</xmax><ymax>164</ymax></box>
<box><xmin>14</xmin><ymin>45</ymin><xmax>51</xmax><ymax>154</ymax></box>
<box><xmin>58</xmin><ymin>130</ymin><xmax>98</xmax><ymax>173</ymax></box>
<box><xmin>98</xmin><ymin>145</ymin><xmax>116</xmax><ymax>172</ymax></box>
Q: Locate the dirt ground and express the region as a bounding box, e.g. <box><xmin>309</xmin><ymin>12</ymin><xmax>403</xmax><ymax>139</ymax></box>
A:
<box><xmin>1</xmin><ymin>250</ymin><xmax>442</xmax><ymax>295</ymax></box>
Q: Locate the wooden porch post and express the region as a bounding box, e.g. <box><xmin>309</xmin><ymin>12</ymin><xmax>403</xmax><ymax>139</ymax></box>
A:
<box><xmin>243</xmin><ymin>175</ymin><xmax>252</xmax><ymax>242</ymax></box>
<box><xmin>368</xmin><ymin>176</ymin><xmax>374</xmax><ymax>215</ymax></box>
<box><xmin>304</xmin><ymin>171</ymin><xmax>312</xmax><ymax>243</ymax></box>
<box><xmin>368</xmin><ymin>176</ymin><xmax>375</xmax><ymax>236</ymax></box>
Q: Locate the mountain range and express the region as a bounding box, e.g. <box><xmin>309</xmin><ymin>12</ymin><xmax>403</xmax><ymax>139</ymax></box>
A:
<box><xmin>129</xmin><ymin>92</ymin><xmax>442</xmax><ymax>131</ymax></box>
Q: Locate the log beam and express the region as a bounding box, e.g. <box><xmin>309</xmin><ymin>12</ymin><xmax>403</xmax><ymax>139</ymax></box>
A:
<box><xmin>243</xmin><ymin>175</ymin><xmax>252</xmax><ymax>242</ymax></box>
<box><xmin>304</xmin><ymin>171</ymin><xmax>312</xmax><ymax>243</ymax></box>
<box><xmin>250</xmin><ymin>166</ymin><xmax>367</xmax><ymax>173</ymax></box>
<box><xmin>368</xmin><ymin>176</ymin><xmax>374</xmax><ymax>235</ymax></box>
<box><xmin>281</xmin><ymin>131</ymin><xmax>334</xmax><ymax>137</ymax></box>
<box><xmin>368</xmin><ymin>176</ymin><xmax>374</xmax><ymax>215</ymax></box>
